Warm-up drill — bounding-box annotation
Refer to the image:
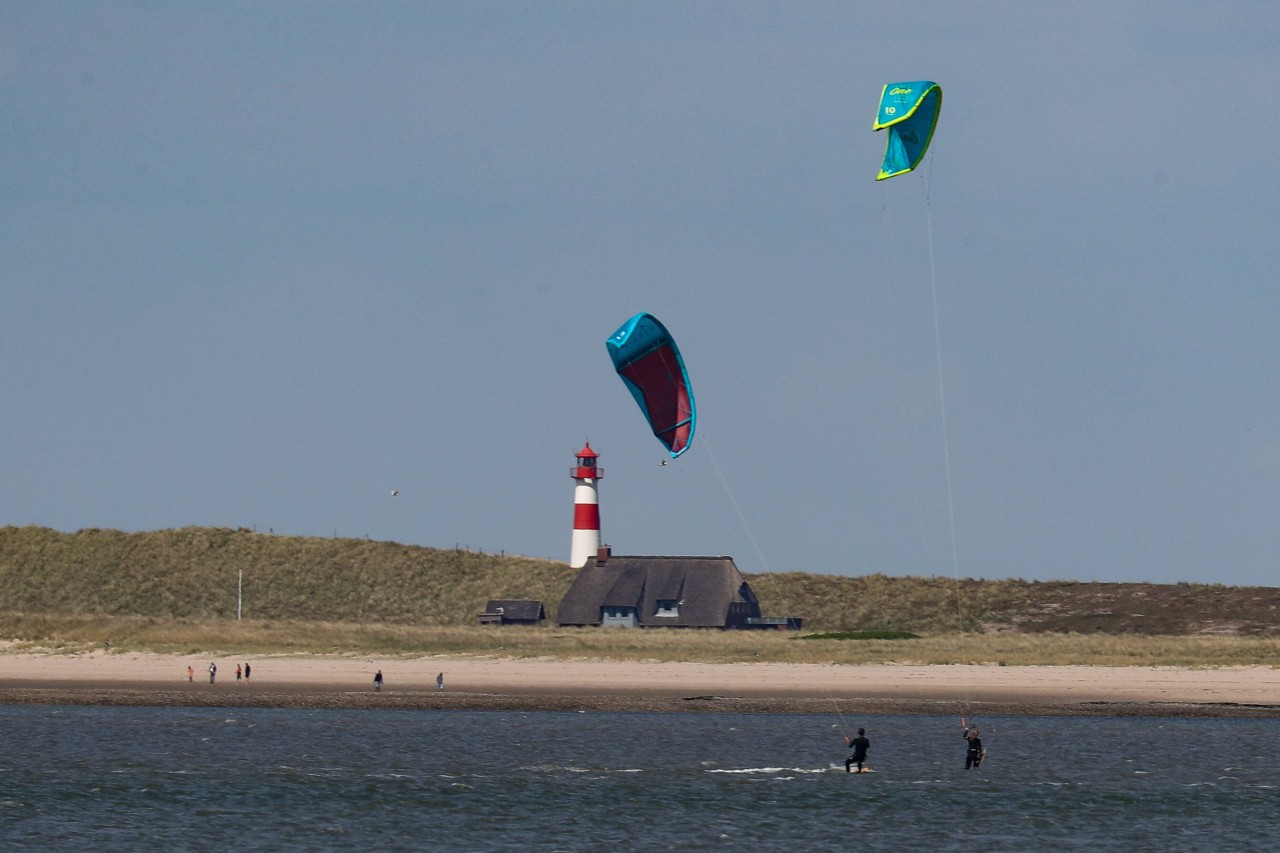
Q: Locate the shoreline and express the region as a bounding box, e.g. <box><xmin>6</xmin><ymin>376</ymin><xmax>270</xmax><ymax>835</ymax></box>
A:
<box><xmin>2</xmin><ymin>652</ymin><xmax>1279</xmax><ymax>718</ymax></box>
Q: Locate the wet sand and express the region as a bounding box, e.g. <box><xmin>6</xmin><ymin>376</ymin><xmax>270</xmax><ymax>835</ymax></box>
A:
<box><xmin>2</xmin><ymin>652</ymin><xmax>1278</xmax><ymax>717</ymax></box>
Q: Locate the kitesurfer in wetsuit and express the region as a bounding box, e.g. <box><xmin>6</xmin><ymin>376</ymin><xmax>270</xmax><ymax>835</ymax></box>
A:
<box><xmin>962</xmin><ymin>718</ymin><xmax>983</xmax><ymax>769</ymax></box>
<box><xmin>844</xmin><ymin>727</ymin><xmax>870</xmax><ymax>773</ymax></box>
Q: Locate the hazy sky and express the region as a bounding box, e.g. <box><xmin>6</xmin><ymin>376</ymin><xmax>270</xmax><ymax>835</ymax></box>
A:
<box><xmin>4</xmin><ymin>2</ymin><xmax>1279</xmax><ymax>585</ymax></box>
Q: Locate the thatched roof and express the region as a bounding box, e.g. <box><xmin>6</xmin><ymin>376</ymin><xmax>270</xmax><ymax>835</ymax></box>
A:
<box><xmin>481</xmin><ymin>600</ymin><xmax>546</xmax><ymax>622</ymax></box>
<box><xmin>557</xmin><ymin>555</ymin><xmax>760</xmax><ymax>628</ymax></box>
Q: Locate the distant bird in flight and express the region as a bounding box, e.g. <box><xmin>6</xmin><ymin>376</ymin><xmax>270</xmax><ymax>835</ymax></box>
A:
<box><xmin>390</xmin><ymin>490</ymin><xmax>399</xmax><ymax>496</ymax></box>
<box><xmin>658</xmin><ymin>460</ymin><xmax>668</xmax><ymax>467</ymax></box>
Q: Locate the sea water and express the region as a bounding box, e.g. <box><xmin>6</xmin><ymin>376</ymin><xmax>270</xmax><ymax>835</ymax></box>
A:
<box><xmin>1</xmin><ymin>706</ymin><xmax>1277</xmax><ymax>851</ymax></box>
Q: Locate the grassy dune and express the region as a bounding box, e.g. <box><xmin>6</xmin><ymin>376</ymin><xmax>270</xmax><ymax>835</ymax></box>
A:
<box><xmin>2</xmin><ymin>525</ymin><xmax>1279</xmax><ymax>667</ymax></box>
<box><xmin>0</xmin><ymin>525</ymin><xmax>568</xmax><ymax>624</ymax></box>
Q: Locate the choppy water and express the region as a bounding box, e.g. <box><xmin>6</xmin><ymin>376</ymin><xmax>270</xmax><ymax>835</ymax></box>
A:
<box><xmin>1</xmin><ymin>705</ymin><xmax>1277</xmax><ymax>851</ymax></box>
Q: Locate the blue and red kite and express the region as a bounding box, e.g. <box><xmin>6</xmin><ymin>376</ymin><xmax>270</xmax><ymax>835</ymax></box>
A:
<box><xmin>606</xmin><ymin>312</ymin><xmax>696</xmax><ymax>458</ymax></box>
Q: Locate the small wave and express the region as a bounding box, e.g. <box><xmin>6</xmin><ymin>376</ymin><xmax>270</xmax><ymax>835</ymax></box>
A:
<box><xmin>518</xmin><ymin>764</ymin><xmax>640</xmax><ymax>774</ymax></box>
<box><xmin>707</xmin><ymin>767</ymin><xmax>829</xmax><ymax>775</ymax></box>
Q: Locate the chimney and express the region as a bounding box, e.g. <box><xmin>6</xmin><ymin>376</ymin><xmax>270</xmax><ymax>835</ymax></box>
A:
<box><xmin>595</xmin><ymin>546</ymin><xmax>611</xmax><ymax>566</ymax></box>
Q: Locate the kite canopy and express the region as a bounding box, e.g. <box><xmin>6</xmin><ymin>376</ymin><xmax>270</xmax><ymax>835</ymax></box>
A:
<box><xmin>873</xmin><ymin>81</ymin><xmax>942</xmax><ymax>180</ymax></box>
<box><xmin>606</xmin><ymin>312</ymin><xmax>696</xmax><ymax>458</ymax></box>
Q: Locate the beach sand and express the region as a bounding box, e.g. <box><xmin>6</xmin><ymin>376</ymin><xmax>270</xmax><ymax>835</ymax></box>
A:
<box><xmin>2</xmin><ymin>652</ymin><xmax>1278</xmax><ymax>717</ymax></box>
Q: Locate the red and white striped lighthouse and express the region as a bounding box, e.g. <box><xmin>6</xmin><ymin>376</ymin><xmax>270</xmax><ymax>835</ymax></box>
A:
<box><xmin>569</xmin><ymin>442</ymin><xmax>603</xmax><ymax>568</ymax></box>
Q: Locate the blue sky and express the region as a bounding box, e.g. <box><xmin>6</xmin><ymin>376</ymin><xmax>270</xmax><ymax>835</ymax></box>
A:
<box><xmin>3</xmin><ymin>2</ymin><xmax>1279</xmax><ymax>585</ymax></box>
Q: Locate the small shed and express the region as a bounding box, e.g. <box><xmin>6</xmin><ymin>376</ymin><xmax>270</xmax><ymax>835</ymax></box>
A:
<box><xmin>477</xmin><ymin>599</ymin><xmax>547</xmax><ymax>626</ymax></box>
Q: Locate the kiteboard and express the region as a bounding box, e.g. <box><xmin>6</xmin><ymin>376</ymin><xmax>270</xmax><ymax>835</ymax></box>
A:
<box><xmin>833</xmin><ymin>766</ymin><xmax>874</xmax><ymax>774</ymax></box>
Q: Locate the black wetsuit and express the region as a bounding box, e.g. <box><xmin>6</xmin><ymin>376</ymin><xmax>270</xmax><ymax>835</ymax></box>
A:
<box><xmin>964</xmin><ymin>731</ymin><xmax>983</xmax><ymax>769</ymax></box>
<box><xmin>845</xmin><ymin>736</ymin><xmax>870</xmax><ymax>772</ymax></box>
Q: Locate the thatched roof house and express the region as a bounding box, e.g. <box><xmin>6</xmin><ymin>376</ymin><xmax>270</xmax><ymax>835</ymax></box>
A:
<box><xmin>557</xmin><ymin>554</ymin><xmax>761</xmax><ymax>628</ymax></box>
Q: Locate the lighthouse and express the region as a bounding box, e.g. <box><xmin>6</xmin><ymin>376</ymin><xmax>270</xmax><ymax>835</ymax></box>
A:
<box><xmin>569</xmin><ymin>442</ymin><xmax>603</xmax><ymax>568</ymax></box>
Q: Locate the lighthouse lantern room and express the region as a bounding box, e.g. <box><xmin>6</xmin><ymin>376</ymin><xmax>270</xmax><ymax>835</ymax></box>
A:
<box><xmin>569</xmin><ymin>442</ymin><xmax>603</xmax><ymax>568</ymax></box>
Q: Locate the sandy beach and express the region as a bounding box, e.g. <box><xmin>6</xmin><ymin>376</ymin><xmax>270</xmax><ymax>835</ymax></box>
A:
<box><xmin>1</xmin><ymin>651</ymin><xmax>1278</xmax><ymax>717</ymax></box>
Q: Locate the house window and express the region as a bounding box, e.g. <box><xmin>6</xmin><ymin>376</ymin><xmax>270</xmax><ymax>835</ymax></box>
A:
<box><xmin>655</xmin><ymin>599</ymin><xmax>679</xmax><ymax>617</ymax></box>
<box><xmin>601</xmin><ymin>606</ymin><xmax>638</xmax><ymax>628</ymax></box>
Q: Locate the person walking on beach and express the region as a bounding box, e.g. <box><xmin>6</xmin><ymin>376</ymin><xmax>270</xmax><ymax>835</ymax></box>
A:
<box><xmin>437</xmin><ymin>672</ymin><xmax>444</xmax><ymax>692</ymax></box>
<box><xmin>209</xmin><ymin>662</ymin><xmax>217</xmax><ymax>684</ymax></box>
<box><xmin>962</xmin><ymin>718</ymin><xmax>984</xmax><ymax>769</ymax></box>
<box><xmin>844</xmin><ymin>728</ymin><xmax>870</xmax><ymax>773</ymax></box>
<box><xmin>374</xmin><ymin>670</ymin><xmax>383</xmax><ymax>691</ymax></box>
<box><xmin>236</xmin><ymin>664</ymin><xmax>242</xmax><ymax>683</ymax></box>
<box><xmin>244</xmin><ymin>662</ymin><xmax>251</xmax><ymax>682</ymax></box>
<box><xmin>187</xmin><ymin>666</ymin><xmax>193</xmax><ymax>683</ymax></box>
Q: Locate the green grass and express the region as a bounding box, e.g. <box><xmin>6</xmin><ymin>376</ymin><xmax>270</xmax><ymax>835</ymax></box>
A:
<box><xmin>800</xmin><ymin>631</ymin><xmax>922</xmax><ymax>641</ymax></box>
<box><xmin>2</xmin><ymin>613</ymin><xmax>1279</xmax><ymax>668</ymax></box>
